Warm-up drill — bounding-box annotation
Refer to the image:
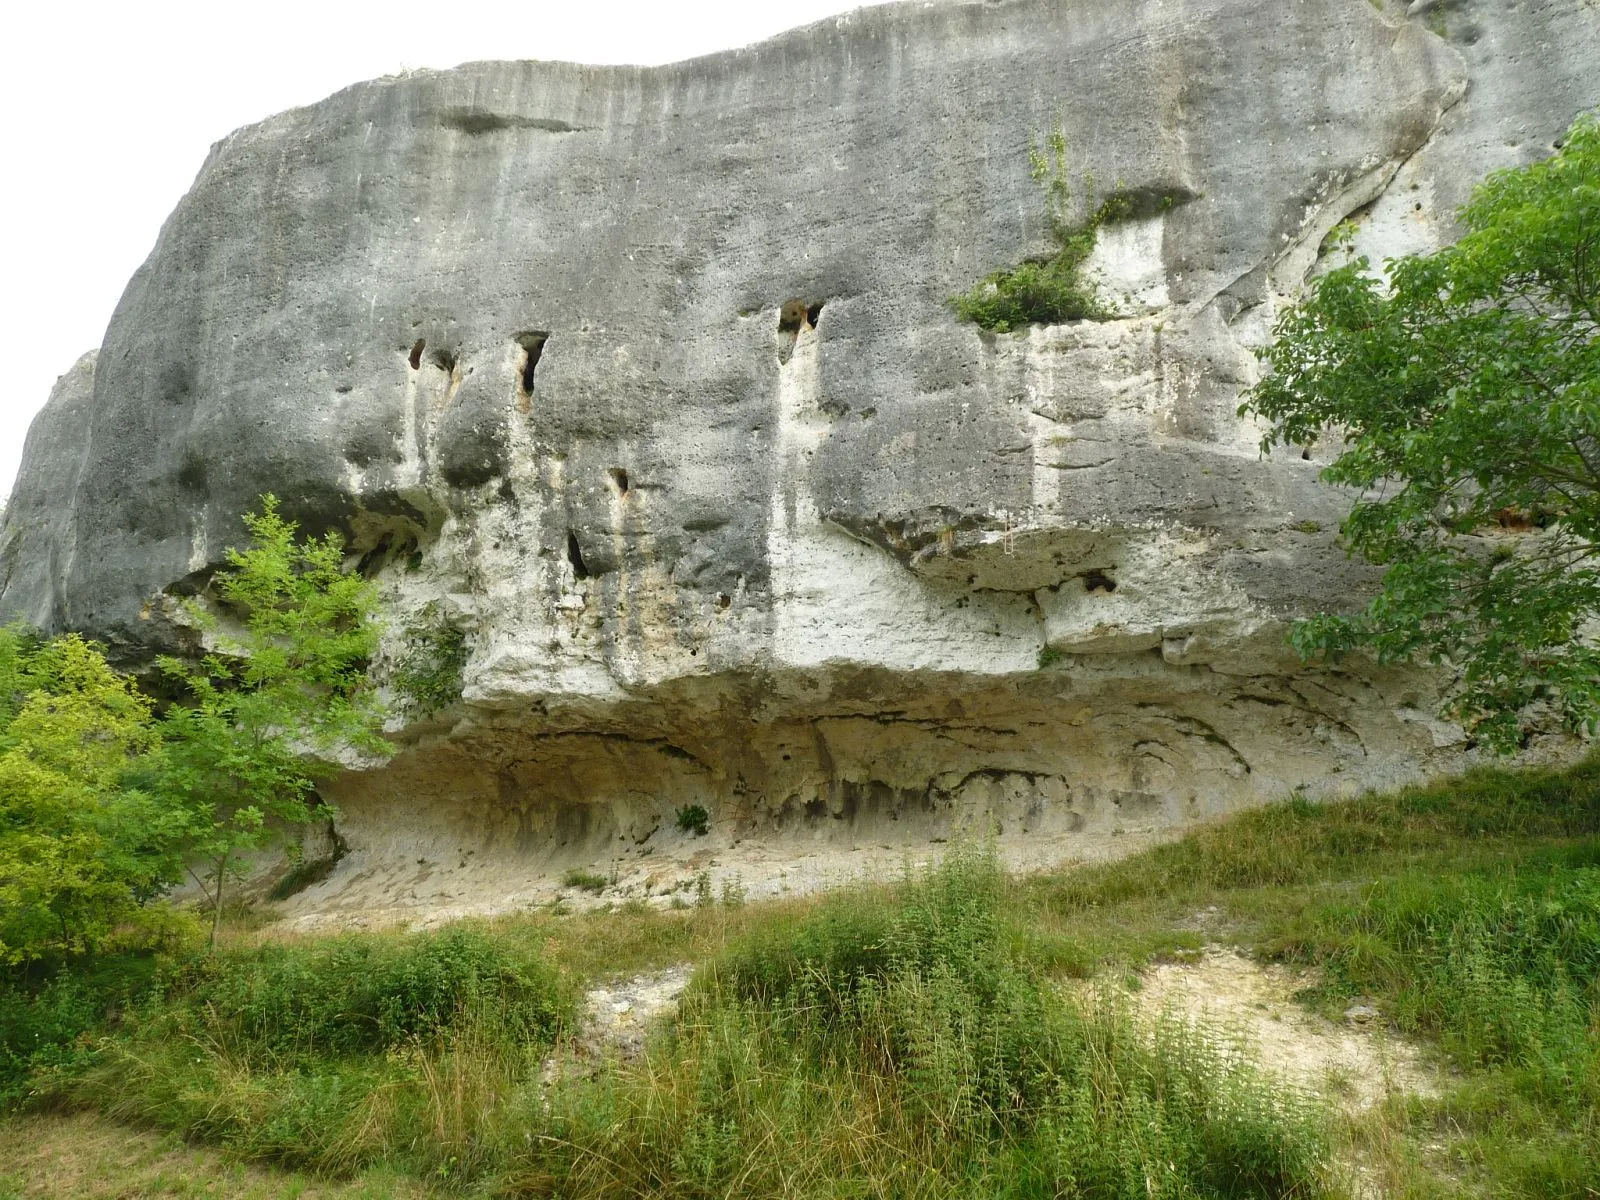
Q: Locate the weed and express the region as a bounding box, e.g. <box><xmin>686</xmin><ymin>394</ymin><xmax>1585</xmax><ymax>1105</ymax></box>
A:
<box><xmin>561</xmin><ymin>869</ymin><xmax>608</xmax><ymax>895</ymax></box>
<box><xmin>951</xmin><ymin>127</ymin><xmax>1192</xmax><ymax>333</ymax></box>
<box><xmin>390</xmin><ymin>603</ymin><xmax>470</xmax><ymax>718</ymax></box>
<box><xmin>14</xmin><ymin>762</ymin><xmax>1600</xmax><ymax>1197</ymax></box>
<box><xmin>675</xmin><ymin>804</ymin><xmax>710</xmax><ymax>837</ymax></box>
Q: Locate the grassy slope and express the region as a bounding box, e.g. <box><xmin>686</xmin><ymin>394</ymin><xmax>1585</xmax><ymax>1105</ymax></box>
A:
<box><xmin>3</xmin><ymin>762</ymin><xmax>1598</xmax><ymax>1198</ymax></box>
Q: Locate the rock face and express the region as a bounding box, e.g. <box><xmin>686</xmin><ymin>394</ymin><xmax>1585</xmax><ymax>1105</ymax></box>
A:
<box><xmin>4</xmin><ymin>0</ymin><xmax>1597</xmax><ymax>915</ymax></box>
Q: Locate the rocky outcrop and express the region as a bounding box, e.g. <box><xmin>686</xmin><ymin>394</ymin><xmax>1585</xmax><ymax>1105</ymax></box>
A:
<box><xmin>5</xmin><ymin>0</ymin><xmax>1597</xmax><ymax>917</ymax></box>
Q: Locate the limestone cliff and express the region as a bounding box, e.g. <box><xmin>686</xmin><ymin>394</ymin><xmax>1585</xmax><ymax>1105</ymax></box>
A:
<box><xmin>4</xmin><ymin>0</ymin><xmax>1597</xmax><ymax>916</ymax></box>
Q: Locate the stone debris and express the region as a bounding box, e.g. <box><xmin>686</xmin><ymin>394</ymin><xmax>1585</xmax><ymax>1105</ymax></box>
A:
<box><xmin>574</xmin><ymin>965</ymin><xmax>694</xmax><ymax>1061</ymax></box>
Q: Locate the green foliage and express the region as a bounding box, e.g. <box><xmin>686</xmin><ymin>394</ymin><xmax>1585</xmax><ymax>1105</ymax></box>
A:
<box><xmin>675</xmin><ymin>804</ymin><xmax>710</xmax><ymax>837</ymax></box>
<box><xmin>0</xmin><ymin>628</ymin><xmax>183</xmax><ymax>965</ymax></box>
<box><xmin>389</xmin><ymin>602</ymin><xmax>469</xmax><ymax>719</ymax></box>
<box><xmin>1048</xmin><ymin>760</ymin><xmax>1600</xmax><ymax>911</ymax></box>
<box><xmin>23</xmin><ymin>765</ymin><xmax>1600</xmax><ymax>1196</ymax></box>
<box><xmin>48</xmin><ymin>927</ymin><xmax>570</xmax><ymax>1180</ymax></box>
<box><xmin>951</xmin><ymin>128</ymin><xmax>1187</xmax><ymax>333</ymax></box>
<box><xmin>158</xmin><ymin>497</ymin><xmax>388</xmax><ymax>947</ymax></box>
<box><xmin>0</xmin><ymin>952</ymin><xmax>169</xmax><ymax>1105</ymax></box>
<box><xmin>562</xmin><ymin>869</ymin><xmax>608</xmax><ymax>894</ymax></box>
<box><xmin>528</xmin><ymin>850</ymin><xmax>1329</xmax><ymax>1197</ymax></box>
<box><xmin>1243</xmin><ymin>112</ymin><xmax>1600</xmax><ymax>751</ymax></box>
<box><xmin>159</xmin><ymin>927</ymin><xmax>567</xmax><ymax>1058</ymax></box>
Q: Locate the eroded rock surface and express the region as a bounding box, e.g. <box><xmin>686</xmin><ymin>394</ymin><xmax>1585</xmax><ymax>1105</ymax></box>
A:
<box><xmin>4</xmin><ymin>0</ymin><xmax>1597</xmax><ymax>918</ymax></box>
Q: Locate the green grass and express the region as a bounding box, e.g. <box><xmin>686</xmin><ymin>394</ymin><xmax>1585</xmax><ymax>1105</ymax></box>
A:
<box><xmin>6</xmin><ymin>761</ymin><xmax>1600</xmax><ymax>1195</ymax></box>
<box><xmin>561</xmin><ymin>868</ymin><xmax>608</xmax><ymax>895</ymax></box>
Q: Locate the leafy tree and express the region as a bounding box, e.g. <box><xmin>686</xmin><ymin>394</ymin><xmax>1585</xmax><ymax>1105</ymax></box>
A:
<box><xmin>0</xmin><ymin>629</ymin><xmax>180</xmax><ymax>963</ymax></box>
<box><xmin>158</xmin><ymin>497</ymin><xmax>387</xmax><ymax>948</ymax></box>
<box><xmin>1244</xmin><ymin>113</ymin><xmax>1600</xmax><ymax>751</ymax></box>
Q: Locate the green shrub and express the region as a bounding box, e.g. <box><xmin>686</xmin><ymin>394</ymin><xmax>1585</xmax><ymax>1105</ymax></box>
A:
<box><xmin>0</xmin><ymin>628</ymin><xmax>181</xmax><ymax>965</ymax></box>
<box><xmin>1290</xmin><ymin>860</ymin><xmax>1600</xmax><ymax>1110</ymax></box>
<box><xmin>950</xmin><ymin>128</ymin><xmax>1192</xmax><ymax>333</ymax></box>
<box><xmin>675</xmin><ymin>805</ymin><xmax>710</xmax><ymax>837</ymax></box>
<box><xmin>562</xmin><ymin>869</ymin><xmax>608</xmax><ymax>895</ymax></box>
<box><xmin>0</xmin><ymin>953</ymin><xmax>165</xmax><ymax>1105</ymax></box>
<box><xmin>159</xmin><ymin>926</ymin><xmax>568</xmax><ymax>1059</ymax></box>
<box><xmin>390</xmin><ymin>603</ymin><xmax>470</xmax><ymax>718</ymax></box>
<box><xmin>525</xmin><ymin>850</ymin><xmax>1329</xmax><ymax>1196</ymax></box>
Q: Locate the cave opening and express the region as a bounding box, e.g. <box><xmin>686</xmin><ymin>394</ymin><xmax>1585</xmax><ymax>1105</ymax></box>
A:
<box><xmin>1083</xmin><ymin>568</ymin><xmax>1117</xmax><ymax>593</ymax></box>
<box><xmin>516</xmin><ymin>331</ymin><xmax>550</xmax><ymax>395</ymax></box>
<box><xmin>566</xmin><ymin>531</ymin><xmax>589</xmax><ymax>580</ymax></box>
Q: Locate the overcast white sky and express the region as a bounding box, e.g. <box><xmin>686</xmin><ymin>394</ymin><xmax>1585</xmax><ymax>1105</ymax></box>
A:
<box><xmin>0</xmin><ymin>0</ymin><xmax>892</xmax><ymax>501</ymax></box>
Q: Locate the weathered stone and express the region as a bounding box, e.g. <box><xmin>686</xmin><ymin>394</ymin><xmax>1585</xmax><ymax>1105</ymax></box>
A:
<box><xmin>3</xmin><ymin>0</ymin><xmax>1596</xmax><ymax>918</ymax></box>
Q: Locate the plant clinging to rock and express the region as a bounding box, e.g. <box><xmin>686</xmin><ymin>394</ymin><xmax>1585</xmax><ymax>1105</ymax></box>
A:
<box><xmin>951</xmin><ymin>128</ymin><xmax>1187</xmax><ymax>333</ymax></box>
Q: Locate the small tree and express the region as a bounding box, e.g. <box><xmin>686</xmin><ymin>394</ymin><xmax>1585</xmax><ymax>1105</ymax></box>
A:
<box><xmin>1243</xmin><ymin>113</ymin><xmax>1600</xmax><ymax>751</ymax></box>
<box><xmin>0</xmin><ymin>629</ymin><xmax>180</xmax><ymax>963</ymax></box>
<box><xmin>159</xmin><ymin>497</ymin><xmax>387</xmax><ymax>948</ymax></box>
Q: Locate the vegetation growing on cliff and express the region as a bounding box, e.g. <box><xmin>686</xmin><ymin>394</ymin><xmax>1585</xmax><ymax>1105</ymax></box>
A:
<box><xmin>1245</xmin><ymin>111</ymin><xmax>1600</xmax><ymax>752</ymax></box>
<box><xmin>950</xmin><ymin>129</ymin><xmax>1185</xmax><ymax>332</ymax></box>
<box><xmin>390</xmin><ymin>601</ymin><xmax>471</xmax><ymax>718</ymax></box>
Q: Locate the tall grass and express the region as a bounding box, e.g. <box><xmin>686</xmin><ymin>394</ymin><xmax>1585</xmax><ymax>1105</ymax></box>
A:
<box><xmin>12</xmin><ymin>762</ymin><xmax>1600</xmax><ymax>1196</ymax></box>
<box><xmin>41</xmin><ymin>927</ymin><xmax>572</xmax><ymax>1181</ymax></box>
<box><xmin>513</xmin><ymin>850</ymin><xmax>1332</xmax><ymax>1198</ymax></box>
<box><xmin>1273</xmin><ymin>857</ymin><xmax>1600</xmax><ymax>1197</ymax></box>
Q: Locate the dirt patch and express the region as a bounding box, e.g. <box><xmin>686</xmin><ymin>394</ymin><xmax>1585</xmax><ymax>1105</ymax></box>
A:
<box><xmin>1132</xmin><ymin>946</ymin><xmax>1442</xmax><ymax>1112</ymax></box>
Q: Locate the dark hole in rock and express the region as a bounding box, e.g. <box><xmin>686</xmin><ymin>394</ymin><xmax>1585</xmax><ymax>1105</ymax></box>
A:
<box><xmin>176</xmin><ymin>453</ymin><xmax>208</xmax><ymax>494</ymax></box>
<box><xmin>1301</xmin><ymin>448</ymin><xmax>1312</xmax><ymax>460</ymax></box>
<box><xmin>334</xmin><ymin>384</ymin><xmax>353</xmax><ymax>394</ymax></box>
<box><xmin>356</xmin><ymin>533</ymin><xmax>394</xmax><ymax>578</ymax></box>
<box><xmin>566</xmin><ymin>531</ymin><xmax>589</xmax><ymax>580</ymax></box>
<box><xmin>1083</xmin><ymin>568</ymin><xmax>1117</xmax><ymax>593</ymax></box>
<box><xmin>717</xmin><ymin>593</ymin><xmax>731</xmax><ymax>610</ymax></box>
<box><xmin>409</xmin><ymin>339</ymin><xmax>426</xmax><ymax>370</ymax></box>
<box><xmin>515</xmin><ymin>331</ymin><xmax>550</xmax><ymax>394</ymax></box>
<box><xmin>777</xmin><ymin>297</ymin><xmax>824</xmax><ymax>365</ymax></box>
<box><xmin>777</xmin><ymin>299</ymin><xmax>807</xmax><ymax>334</ymax></box>
<box><xmin>431</xmin><ymin>347</ymin><xmax>457</xmax><ymax>373</ymax></box>
<box><xmin>610</xmin><ymin>467</ymin><xmax>630</xmax><ymax>494</ymax></box>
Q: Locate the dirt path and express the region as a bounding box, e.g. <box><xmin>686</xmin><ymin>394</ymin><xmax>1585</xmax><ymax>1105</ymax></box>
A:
<box><xmin>1132</xmin><ymin>946</ymin><xmax>1442</xmax><ymax>1112</ymax></box>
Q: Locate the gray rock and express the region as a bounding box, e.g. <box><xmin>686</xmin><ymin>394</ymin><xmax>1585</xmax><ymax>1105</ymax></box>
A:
<box><xmin>2</xmin><ymin>0</ymin><xmax>1596</xmax><ymax>912</ymax></box>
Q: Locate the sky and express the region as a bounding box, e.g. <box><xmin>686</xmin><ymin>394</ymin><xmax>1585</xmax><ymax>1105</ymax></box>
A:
<box><xmin>0</xmin><ymin>0</ymin><xmax>894</xmax><ymax>501</ymax></box>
